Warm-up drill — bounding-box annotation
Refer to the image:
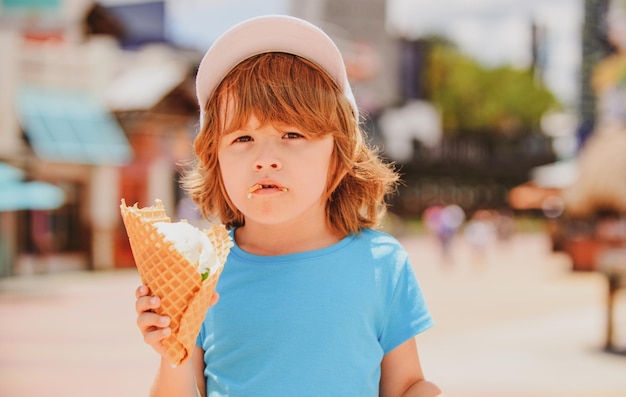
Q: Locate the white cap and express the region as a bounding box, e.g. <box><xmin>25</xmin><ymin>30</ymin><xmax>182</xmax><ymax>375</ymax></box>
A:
<box><xmin>195</xmin><ymin>15</ymin><xmax>358</xmax><ymax>121</ymax></box>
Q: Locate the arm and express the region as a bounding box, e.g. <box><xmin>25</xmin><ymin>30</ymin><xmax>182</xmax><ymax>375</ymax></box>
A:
<box><xmin>193</xmin><ymin>346</ymin><xmax>208</xmax><ymax>397</ymax></box>
<box><xmin>150</xmin><ymin>350</ymin><xmax>204</xmax><ymax>397</ymax></box>
<box><xmin>379</xmin><ymin>338</ymin><xmax>444</xmax><ymax>397</ymax></box>
<box><xmin>136</xmin><ymin>285</ymin><xmax>214</xmax><ymax>397</ymax></box>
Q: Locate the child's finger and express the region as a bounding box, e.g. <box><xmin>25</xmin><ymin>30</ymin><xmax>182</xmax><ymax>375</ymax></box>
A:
<box><xmin>135</xmin><ymin>295</ymin><xmax>160</xmax><ymax>314</ymax></box>
<box><xmin>135</xmin><ymin>284</ymin><xmax>150</xmax><ymax>299</ymax></box>
<box><xmin>143</xmin><ymin>327</ymin><xmax>171</xmax><ymax>347</ymax></box>
<box><xmin>210</xmin><ymin>292</ymin><xmax>220</xmax><ymax>307</ymax></box>
<box><xmin>137</xmin><ymin>312</ymin><xmax>170</xmax><ymax>332</ymax></box>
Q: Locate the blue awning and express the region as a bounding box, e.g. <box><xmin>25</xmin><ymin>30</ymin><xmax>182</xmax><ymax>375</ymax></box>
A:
<box><xmin>0</xmin><ymin>162</ymin><xmax>65</xmax><ymax>211</ymax></box>
<box><xmin>16</xmin><ymin>86</ymin><xmax>133</xmax><ymax>165</ymax></box>
<box><xmin>0</xmin><ymin>162</ymin><xmax>25</xmax><ymax>183</ymax></box>
<box><xmin>0</xmin><ymin>181</ymin><xmax>65</xmax><ymax>211</ymax></box>
<box><xmin>2</xmin><ymin>0</ymin><xmax>60</xmax><ymax>9</ymax></box>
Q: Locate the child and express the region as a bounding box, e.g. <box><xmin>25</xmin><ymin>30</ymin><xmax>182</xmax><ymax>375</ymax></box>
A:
<box><xmin>135</xmin><ymin>15</ymin><xmax>443</xmax><ymax>397</ymax></box>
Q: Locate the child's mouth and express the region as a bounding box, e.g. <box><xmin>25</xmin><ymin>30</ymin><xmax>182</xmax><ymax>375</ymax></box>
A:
<box><xmin>246</xmin><ymin>184</ymin><xmax>288</xmax><ymax>199</ymax></box>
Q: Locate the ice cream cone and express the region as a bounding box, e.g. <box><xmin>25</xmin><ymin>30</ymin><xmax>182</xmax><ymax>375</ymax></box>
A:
<box><xmin>120</xmin><ymin>199</ymin><xmax>232</xmax><ymax>366</ymax></box>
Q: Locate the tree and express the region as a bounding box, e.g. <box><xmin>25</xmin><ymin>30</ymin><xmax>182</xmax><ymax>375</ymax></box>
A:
<box><xmin>426</xmin><ymin>42</ymin><xmax>560</xmax><ymax>136</ymax></box>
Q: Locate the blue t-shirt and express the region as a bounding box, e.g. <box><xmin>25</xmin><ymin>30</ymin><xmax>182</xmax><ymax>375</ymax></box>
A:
<box><xmin>196</xmin><ymin>228</ymin><xmax>433</xmax><ymax>396</ymax></box>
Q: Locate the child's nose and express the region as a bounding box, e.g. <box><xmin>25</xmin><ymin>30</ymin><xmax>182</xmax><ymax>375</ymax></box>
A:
<box><xmin>254</xmin><ymin>147</ymin><xmax>282</xmax><ymax>171</ymax></box>
<box><xmin>254</xmin><ymin>160</ymin><xmax>281</xmax><ymax>171</ymax></box>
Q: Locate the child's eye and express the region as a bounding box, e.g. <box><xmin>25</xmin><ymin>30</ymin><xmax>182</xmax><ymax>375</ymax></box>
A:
<box><xmin>283</xmin><ymin>132</ymin><xmax>304</xmax><ymax>139</ymax></box>
<box><xmin>234</xmin><ymin>135</ymin><xmax>253</xmax><ymax>143</ymax></box>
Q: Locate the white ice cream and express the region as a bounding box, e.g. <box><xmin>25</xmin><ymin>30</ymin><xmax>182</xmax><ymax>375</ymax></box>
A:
<box><xmin>153</xmin><ymin>221</ymin><xmax>218</xmax><ymax>279</ymax></box>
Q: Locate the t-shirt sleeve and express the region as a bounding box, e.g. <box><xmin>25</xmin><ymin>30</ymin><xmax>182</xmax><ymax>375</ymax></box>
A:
<box><xmin>379</xmin><ymin>255</ymin><xmax>434</xmax><ymax>354</ymax></box>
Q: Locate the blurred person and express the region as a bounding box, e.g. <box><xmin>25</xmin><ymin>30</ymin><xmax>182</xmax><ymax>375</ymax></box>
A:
<box><xmin>134</xmin><ymin>15</ymin><xmax>444</xmax><ymax>397</ymax></box>
<box><xmin>31</xmin><ymin>210</ymin><xmax>55</xmax><ymax>273</ymax></box>
<box><xmin>493</xmin><ymin>208</ymin><xmax>516</xmax><ymax>243</ymax></box>
<box><xmin>463</xmin><ymin>210</ymin><xmax>496</xmax><ymax>266</ymax></box>
<box><xmin>423</xmin><ymin>204</ymin><xmax>465</xmax><ymax>264</ymax></box>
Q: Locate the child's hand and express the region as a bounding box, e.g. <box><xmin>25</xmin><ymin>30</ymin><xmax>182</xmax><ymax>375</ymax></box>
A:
<box><xmin>135</xmin><ymin>285</ymin><xmax>171</xmax><ymax>357</ymax></box>
<box><xmin>134</xmin><ymin>285</ymin><xmax>220</xmax><ymax>357</ymax></box>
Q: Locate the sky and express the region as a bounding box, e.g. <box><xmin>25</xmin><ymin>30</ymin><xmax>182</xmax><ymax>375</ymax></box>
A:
<box><xmin>164</xmin><ymin>0</ymin><xmax>289</xmax><ymax>46</ymax></box>
<box><xmin>146</xmin><ymin>0</ymin><xmax>583</xmax><ymax>107</ymax></box>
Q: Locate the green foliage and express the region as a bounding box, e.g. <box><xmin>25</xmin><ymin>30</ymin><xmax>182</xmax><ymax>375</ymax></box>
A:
<box><xmin>427</xmin><ymin>44</ymin><xmax>561</xmax><ymax>136</ymax></box>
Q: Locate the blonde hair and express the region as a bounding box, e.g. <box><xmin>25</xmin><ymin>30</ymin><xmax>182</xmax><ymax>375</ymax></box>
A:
<box><xmin>183</xmin><ymin>52</ymin><xmax>398</xmax><ymax>236</ymax></box>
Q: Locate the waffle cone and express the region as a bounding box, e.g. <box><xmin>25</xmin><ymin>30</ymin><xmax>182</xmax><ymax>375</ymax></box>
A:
<box><xmin>120</xmin><ymin>199</ymin><xmax>232</xmax><ymax>366</ymax></box>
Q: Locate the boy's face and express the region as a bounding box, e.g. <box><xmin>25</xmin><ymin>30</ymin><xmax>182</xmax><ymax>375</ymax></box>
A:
<box><xmin>218</xmin><ymin>114</ymin><xmax>334</xmax><ymax>227</ymax></box>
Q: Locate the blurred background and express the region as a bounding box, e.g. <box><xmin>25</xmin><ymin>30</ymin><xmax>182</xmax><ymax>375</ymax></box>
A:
<box><xmin>0</xmin><ymin>0</ymin><xmax>625</xmax><ymax>396</ymax></box>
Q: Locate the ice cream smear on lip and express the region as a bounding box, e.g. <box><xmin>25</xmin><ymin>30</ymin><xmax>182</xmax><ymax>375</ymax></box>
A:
<box><xmin>153</xmin><ymin>221</ymin><xmax>218</xmax><ymax>280</ymax></box>
<box><xmin>246</xmin><ymin>183</ymin><xmax>288</xmax><ymax>198</ymax></box>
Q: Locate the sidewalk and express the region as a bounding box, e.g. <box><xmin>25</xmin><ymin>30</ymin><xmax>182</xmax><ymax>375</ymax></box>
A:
<box><xmin>0</xmin><ymin>232</ymin><xmax>624</xmax><ymax>397</ymax></box>
<box><xmin>401</xmin><ymin>232</ymin><xmax>626</xmax><ymax>397</ymax></box>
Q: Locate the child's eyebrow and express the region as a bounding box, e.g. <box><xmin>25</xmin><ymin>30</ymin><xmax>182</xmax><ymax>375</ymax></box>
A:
<box><xmin>275</xmin><ymin>124</ymin><xmax>302</xmax><ymax>131</ymax></box>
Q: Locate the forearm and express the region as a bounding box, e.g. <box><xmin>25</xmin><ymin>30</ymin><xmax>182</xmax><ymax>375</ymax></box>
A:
<box><xmin>400</xmin><ymin>379</ymin><xmax>444</xmax><ymax>397</ymax></box>
<box><xmin>150</xmin><ymin>357</ymin><xmax>201</xmax><ymax>397</ymax></box>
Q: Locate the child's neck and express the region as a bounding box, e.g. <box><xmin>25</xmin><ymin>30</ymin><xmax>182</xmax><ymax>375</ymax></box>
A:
<box><xmin>235</xmin><ymin>220</ymin><xmax>343</xmax><ymax>256</ymax></box>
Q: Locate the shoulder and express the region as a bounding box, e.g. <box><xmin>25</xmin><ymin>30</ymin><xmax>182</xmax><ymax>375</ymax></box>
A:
<box><xmin>357</xmin><ymin>228</ymin><xmax>407</xmax><ymax>252</ymax></box>
<box><xmin>352</xmin><ymin>228</ymin><xmax>409</xmax><ymax>267</ymax></box>
<box><xmin>355</xmin><ymin>228</ymin><xmax>401</xmax><ymax>244</ymax></box>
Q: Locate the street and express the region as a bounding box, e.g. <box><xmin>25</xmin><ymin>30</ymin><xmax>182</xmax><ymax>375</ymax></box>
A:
<box><xmin>1</xmin><ymin>232</ymin><xmax>625</xmax><ymax>397</ymax></box>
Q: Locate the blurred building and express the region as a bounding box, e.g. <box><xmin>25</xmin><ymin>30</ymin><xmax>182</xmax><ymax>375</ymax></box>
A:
<box><xmin>553</xmin><ymin>0</ymin><xmax>626</xmax><ymax>271</ymax></box>
<box><xmin>0</xmin><ymin>0</ymin><xmax>200</xmax><ymax>274</ymax></box>
<box><xmin>508</xmin><ymin>0</ymin><xmax>626</xmax><ymax>272</ymax></box>
<box><xmin>292</xmin><ymin>0</ymin><xmax>399</xmax><ymax>113</ymax></box>
<box><xmin>1</xmin><ymin>0</ymin><xmax>126</xmax><ymax>275</ymax></box>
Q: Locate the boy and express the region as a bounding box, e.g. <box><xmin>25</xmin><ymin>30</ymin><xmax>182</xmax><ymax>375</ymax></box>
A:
<box><xmin>135</xmin><ymin>15</ymin><xmax>443</xmax><ymax>397</ymax></box>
